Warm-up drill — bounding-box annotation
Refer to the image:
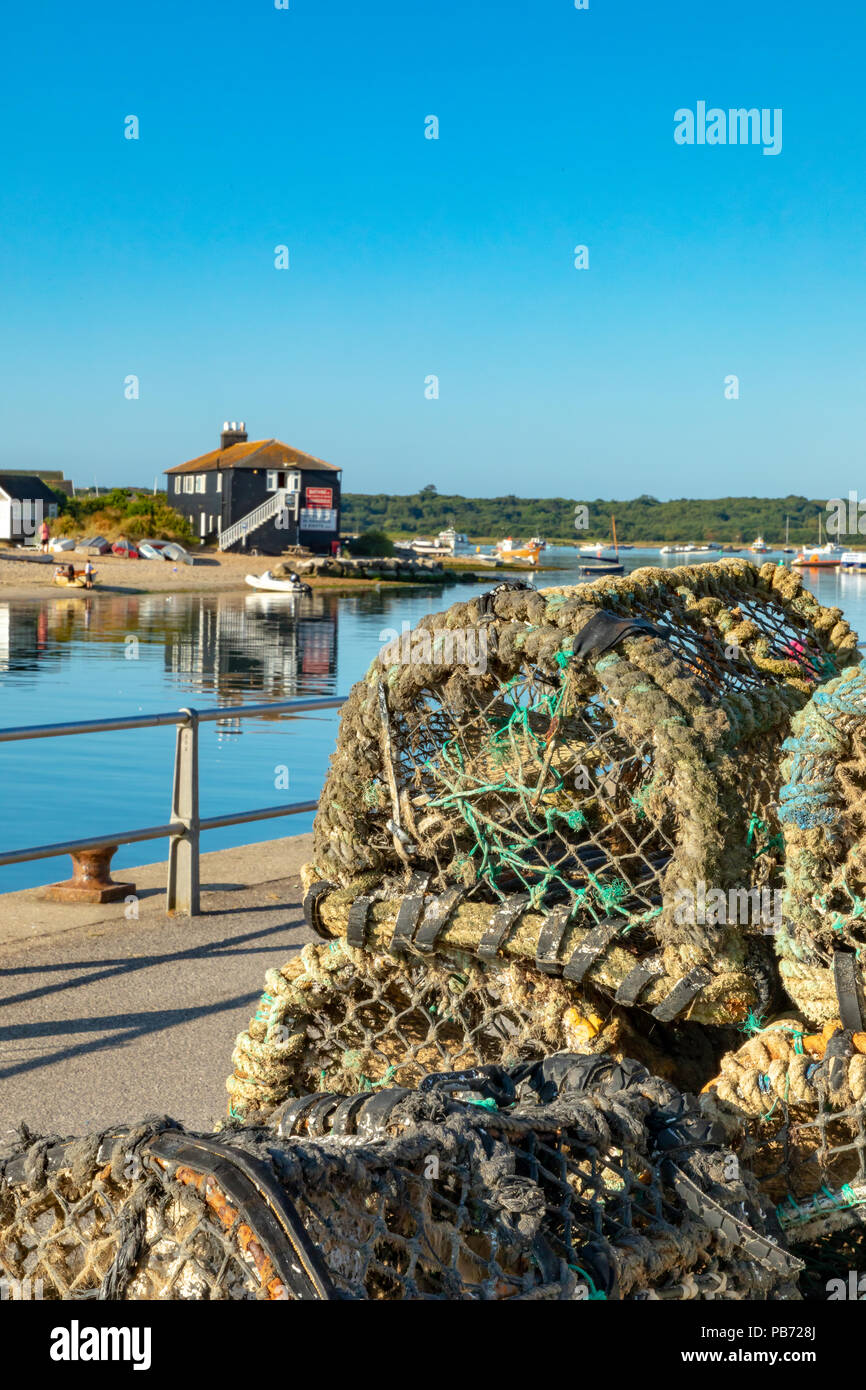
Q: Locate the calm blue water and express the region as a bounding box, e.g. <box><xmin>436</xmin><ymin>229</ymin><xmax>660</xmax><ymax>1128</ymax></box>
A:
<box><xmin>1</xmin><ymin>548</ymin><xmax>863</xmax><ymax>891</ymax></box>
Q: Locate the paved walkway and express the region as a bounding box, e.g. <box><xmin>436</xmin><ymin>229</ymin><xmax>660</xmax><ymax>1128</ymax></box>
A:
<box><xmin>0</xmin><ymin>835</ymin><xmax>318</xmax><ymax>1139</ymax></box>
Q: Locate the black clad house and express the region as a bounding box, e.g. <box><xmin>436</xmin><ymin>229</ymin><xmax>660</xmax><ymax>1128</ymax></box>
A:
<box><xmin>166</xmin><ymin>423</ymin><xmax>341</xmax><ymax>555</ymax></box>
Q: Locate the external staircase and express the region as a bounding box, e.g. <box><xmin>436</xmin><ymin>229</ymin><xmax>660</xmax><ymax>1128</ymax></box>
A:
<box><xmin>218</xmin><ymin>489</ymin><xmax>291</xmax><ymax>551</ymax></box>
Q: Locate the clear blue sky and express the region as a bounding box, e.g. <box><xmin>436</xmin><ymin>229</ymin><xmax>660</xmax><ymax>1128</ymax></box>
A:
<box><xmin>1</xmin><ymin>0</ymin><xmax>864</xmax><ymax>500</ymax></box>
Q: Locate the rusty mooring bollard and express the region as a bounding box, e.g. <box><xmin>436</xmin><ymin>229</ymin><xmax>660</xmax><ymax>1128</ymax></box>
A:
<box><xmin>44</xmin><ymin>845</ymin><xmax>136</xmax><ymax>904</ymax></box>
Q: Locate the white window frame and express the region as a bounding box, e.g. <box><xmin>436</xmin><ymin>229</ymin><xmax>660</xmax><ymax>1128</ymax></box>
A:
<box><xmin>174</xmin><ymin>477</ymin><xmax>182</xmax><ymax>494</ymax></box>
<box><xmin>195</xmin><ymin>474</ymin><xmax>206</xmax><ymax>494</ymax></box>
<box><xmin>183</xmin><ymin>476</ymin><xmax>194</xmax><ymax>494</ymax></box>
<box><xmin>266</xmin><ymin>470</ymin><xmax>278</xmax><ymax>492</ymax></box>
<box><xmin>216</xmin><ymin>472</ymin><xmax>223</xmax><ymax>493</ymax></box>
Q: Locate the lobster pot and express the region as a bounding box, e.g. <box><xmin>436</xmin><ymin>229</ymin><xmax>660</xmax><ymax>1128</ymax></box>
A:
<box><xmin>226</xmin><ymin>935</ymin><xmax>737</xmax><ymax>1122</ymax></box>
<box><xmin>306</xmin><ymin>564</ymin><xmax>857</xmax><ymax>1041</ymax></box>
<box><xmin>701</xmin><ymin>1019</ymin><xmax>866</xmax><ymax>1294</ymax></box>
<box><xmin>0</xmin><ymin>1056</ymin><xmax>802</xmax><ymax>1301</ymax></box>
<box><xmin>777</xmin><ymin>663</ymin><xmax>866</xmax><ymax>1025</ymax></box>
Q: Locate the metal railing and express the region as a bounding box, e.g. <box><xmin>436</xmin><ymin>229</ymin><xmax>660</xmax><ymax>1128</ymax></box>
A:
<box><xmin>0</xmin><ymin>696</ymin><xmax>346</xmax><ymax>915</ymax></box>
<box><xmin>218</xmin><ymin>489</ymin><xmax>292</xmax><ymax>550</ymax></box>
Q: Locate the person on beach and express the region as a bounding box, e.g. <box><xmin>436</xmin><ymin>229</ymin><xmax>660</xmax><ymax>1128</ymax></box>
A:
<box><xmin>40</xmin><ymin>518</ymin><xmax>50</xmax><ymax>552</ymax></box>
<box><xmin>84</xmin><ymin>559</ymin><xmax>95</xmax><ymax>589</ymax></box>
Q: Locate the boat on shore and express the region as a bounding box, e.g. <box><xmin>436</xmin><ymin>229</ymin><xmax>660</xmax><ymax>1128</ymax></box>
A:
<box><xmin>495</xmin><ymin>538</ymin><xmax>542</xmax><ymax>564</ymax></box>
<box><xmin>245</xmin><ymin>572</ymin><xmax>312</xmax><ymax>595</ymax></box>
<box><xmin>52</xmin><ymin>566</ymin><xmax>96</xmax><ymax>588</ymax></box>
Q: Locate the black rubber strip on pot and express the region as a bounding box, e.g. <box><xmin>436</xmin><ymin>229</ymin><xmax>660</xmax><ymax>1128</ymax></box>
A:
<box><xmin>535</xmin><ymin>906</ymin><xmax>573</xmax><ymax>976</ymax></box>
<box><xmin>562</xmin><ymin>918</ymin><xmax>621</xmax><ymax>984</ymax></box>
<box><xmin>304</xmin><ymin>1094</ymin><xmax>343</xmax><ymax>1138</ymax></box>
<box><xmin>346</xmin><ymin>896</ymin><xmax>372</xmax><ymax>949</ymax></box>
<box><xmin>147</xmin><ymin>1132</ymin><xmax>338</xmax><ymax>1300</ymax></box>
<box><xmin>478</xmin><ymin>893</ymin><xmax>530</xmax><ymax>962</ymax></box>
<box><xmin>833</xmin><ymin>951</ymin><xmax>864</xmax><ymax>1032</ymax></box>
<box><xmin>388</xmin><ymin>872</ymin><xmax>430</xmax><ymax>955</ymax></box>
<box><xmin>651</xmin><ymin>965</ymin><xmax>712</xmax><ymax>1022</ymax></box>
<box><xmin>615</xmin><ymin>958</ymin><xmax>661</xmax><ymax>1006</ymax></box>
<box><xmin>271</xmin><ymin>1093</ymin><xmax>325</xmax><ymax>1139</ymax></box>
<box><xmin>414</xmin><ymin>886</ymin><xmax>465</xmax><ymax>954</ymax></box>
<box><xmin>303</xmin><ymin>881</ymin><xmax>338</xmax><ymax>940</ymax></box>
<box><xmin>354</xmin><ymin>1088</ymin><xmax>414</xmax><ymax>1137</ymax></box>
<box><xmin>571</xmin><ymin>610</ymin><xmax>667</xmax><ymax>662</ymax></box>
<box><xmin>328</xmin><ymin>1093</ymin><xmax>371</xmax><ymax>1137</ymax></box>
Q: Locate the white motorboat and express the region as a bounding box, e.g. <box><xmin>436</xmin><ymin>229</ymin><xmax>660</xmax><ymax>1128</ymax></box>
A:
<box><xmin>245</xmin><ymin>571</ymin><xmax>312</xmax><ymax>595</ymax></box>
<box><xmin>436</xmin><ymin>528</ymin><xmax>469</xmax><ymax>552</ymax></box>
<box><xmin>750</xmin><ymin>536</ymin><xmax>769</xmax><ymax>553</ymax></box>
<box><xmin>840</xmin><ymin>552</ymin><xmax>866</xmax><ymax>570</ymax></box>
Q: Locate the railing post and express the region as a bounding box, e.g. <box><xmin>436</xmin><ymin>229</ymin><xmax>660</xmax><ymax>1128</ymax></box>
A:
<box><xmin>166</xmin><ymin>707</ymin><xmax>200</xmax><ymax>915</ymax></box>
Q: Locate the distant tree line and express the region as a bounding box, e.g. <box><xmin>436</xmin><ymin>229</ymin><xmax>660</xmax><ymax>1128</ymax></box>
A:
<box><xmin>342</xmin><ymin>489</ymin><xmax>838</xmax><ymax>545</ymax></box>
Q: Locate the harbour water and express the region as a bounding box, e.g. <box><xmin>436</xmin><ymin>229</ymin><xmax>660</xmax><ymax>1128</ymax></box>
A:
<box><xmin>1</xmin><ymin>547</ymin><xmax>864</xmax><ymax>892</ymax></box>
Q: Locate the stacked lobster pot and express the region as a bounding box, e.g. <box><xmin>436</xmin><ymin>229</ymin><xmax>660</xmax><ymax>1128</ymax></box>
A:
<box><xmin>228</xmin><ymin>561</ymin><xmax>858</xmax><ymax>1122</ymax></box>
<box><xmin>0</xmin><ymin>1056</ymin><xmax>803</xmax><ymax>1300</ymax></box>
<box><xmin>5</xmin><ymin>561</ymin><xmax>863</xmax><ymax>1302</ymax></box>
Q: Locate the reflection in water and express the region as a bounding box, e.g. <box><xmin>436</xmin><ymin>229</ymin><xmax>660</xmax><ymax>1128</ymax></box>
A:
<box><xmin>0</xmin><ymin>591</ymin><xmax>340</xmax><ymax>701</ymax></box>
<box><xmin>163</xmin><ymin>593</ymin><xmax>339</xmax><ymax>702</ymax></box>
<box><xmin>0</xmin><ymin>590</ymin><xmax>343</xmax><ymax>891</ymax></box>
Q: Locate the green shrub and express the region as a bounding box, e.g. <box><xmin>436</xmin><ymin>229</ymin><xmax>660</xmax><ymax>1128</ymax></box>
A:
<box><xmin>348</xmin><ymin>529</ymin><xmax>395</xmax><ymax>557</ymax></box>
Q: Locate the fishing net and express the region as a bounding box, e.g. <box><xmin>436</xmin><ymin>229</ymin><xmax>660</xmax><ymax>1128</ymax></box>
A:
<box><xmin>226</xmin><ymin>934</ymin><xmax>731</xmax><ymax>1124</ymax></box>
<box><xmin>777</xmin><ymin>663</ymin><xmax>866</xmax><ymax>1025</ymax></box>
<box><xmin>0</xmin><ymin>1055</ymin><xmax>804</xmax><ymax>1301</ymax></box>
<box><xmin>302</xmin><ymin>563</ymin><xmax>857</xmax><ymax>1037</ymax></box>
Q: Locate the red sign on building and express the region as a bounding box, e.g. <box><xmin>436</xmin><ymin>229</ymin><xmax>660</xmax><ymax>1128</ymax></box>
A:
<box><xmin>306</xmin><ymin>486</ymin><xmax>333</xmax><ymax>507</ymax></box>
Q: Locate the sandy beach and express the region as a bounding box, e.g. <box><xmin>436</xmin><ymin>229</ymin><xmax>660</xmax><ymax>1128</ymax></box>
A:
<box><xmin>0</xmin><ymin>547</ymin><xmax>481</xmax><ymax>598</ymax></box>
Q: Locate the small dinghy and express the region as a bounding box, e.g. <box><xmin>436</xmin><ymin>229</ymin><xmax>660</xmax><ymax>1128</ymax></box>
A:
<box><xmin>245</xmin><ymin>571</ymin><xmax>312</xmax><ymax>595</ymax></box>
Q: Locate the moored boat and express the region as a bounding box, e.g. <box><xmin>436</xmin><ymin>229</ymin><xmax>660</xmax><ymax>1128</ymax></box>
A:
<box><xmin>495</xmin><ymin>538</ymin><xmax>542</xmax><ymax>564</ymax></box>
<box><xmin>791</xmin><ymin>551</ymin><xmax>841</xmax><ymax>569</ymax></box>
<box><xmin>435</xmin><ymin>528</ymin><xmax>469</xmax><ymax>552</ymax></box>
<box><xmin>840</xmin><ymin>552</ymin><xmax>866</xmax><ymax>571</ymax></box>
<box><xmin>579</xmin><ymin>560</ymin><xmax>624</xmax><ymax>575</ymax></box>
<box><xmin>245</xmin><ymin>571</ymin><xmax>312</xmax><ymax>594</ymax></box>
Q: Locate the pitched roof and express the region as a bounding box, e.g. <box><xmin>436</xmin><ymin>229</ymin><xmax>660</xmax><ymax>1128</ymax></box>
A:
<box><xmin>0</xmin><ymin>474</ymin><xmax>61</xmax><ymax>504</ymax></box>
<box><xmin>166</xmin><ymin>439</ymin><xmax>340</xmax><ymax>476</ymax></box>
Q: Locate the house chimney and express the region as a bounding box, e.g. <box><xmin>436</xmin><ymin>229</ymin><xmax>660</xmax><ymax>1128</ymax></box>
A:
<box><xmin>220</xmin><ymin>420</ymin><xmax>248</xmax><ymax>451</ymax></box>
